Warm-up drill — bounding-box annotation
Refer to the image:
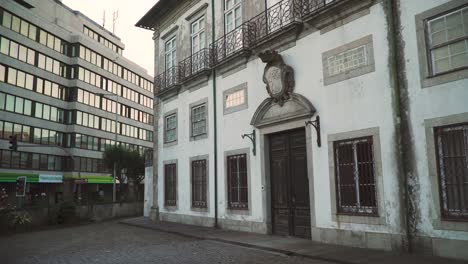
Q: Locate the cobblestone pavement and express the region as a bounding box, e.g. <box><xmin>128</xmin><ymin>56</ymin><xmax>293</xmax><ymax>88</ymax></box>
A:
<box><xmin>0</xmin><ymin>221</ymin><xmax>330</xmax><ymax>264</ymax></box>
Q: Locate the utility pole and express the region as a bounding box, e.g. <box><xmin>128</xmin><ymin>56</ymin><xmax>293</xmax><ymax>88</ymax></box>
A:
<box><xmin>103</xmin><ymin>10</ymin><xmax>106</xmax><ymax>27</ymax></box>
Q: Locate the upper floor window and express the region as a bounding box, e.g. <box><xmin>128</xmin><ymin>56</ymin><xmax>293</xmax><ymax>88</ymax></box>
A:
<box><xmin>191</xmin><ymin>103</ymin><xmax>207</xmax><ymax>137</ymax></box>
<box><xmin>224</xmin><ymin>0</ymin><xmax>242</xmax><ymax>33</ymax></box>
<box><xmin>191</xmin><ymin>17</ymin><xmax>206</xmax><ymax>54</ymax></box>
<box><xmin>427</xmin><ymin>6</ymin><xmax>468</xmax><ymax>75</ymax></box>
<box><xmin>327</xmin><ymin>45</ymin><xmax>368</xmax><ymax>76</ymax></box>
<box><xmin>164</xmin><ymin>114</ymin><xmax>177</xmax><ymax>143</ymax></box>
<box><xmin>165</xmin><ymin>37</ymin><xmax>177</xmax><ymax>70</ymax></box>
<box><xmin>435</xmin><ymin>123</ymin><xmax>468</xmax><ymax>220</ymax></box>
<box><xmin>226</xmin><ymin>89</ymin><xmax>245</xmax><ymax>108</ymax></box>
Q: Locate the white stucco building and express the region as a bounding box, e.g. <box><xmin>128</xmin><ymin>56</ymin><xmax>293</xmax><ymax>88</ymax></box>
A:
<box><xmin>137</xmin><ymin>0</ymin><xmax>468</xmax><ymax>260</ymax></box>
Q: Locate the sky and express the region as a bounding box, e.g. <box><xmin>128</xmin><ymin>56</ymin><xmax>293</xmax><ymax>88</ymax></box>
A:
<box><xmin>62</xmin><ymin>0</ymin><xmax>157</xmax><ymax>76</ymax></box>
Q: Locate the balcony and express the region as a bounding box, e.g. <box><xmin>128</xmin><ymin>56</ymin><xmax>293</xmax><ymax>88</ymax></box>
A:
<box><xmin>180</xmin><ymin>48</ymin><xmax>212</xmax><ymax>81</ymax></box>
<box><xmin>154</xmin><ymin>66</ymin><xmax>182</xmax><ymax>93</ymax></box>
<box><xmin>249</xmin><ymin>0</ymin><xmax>302</xmax><ymax>44</ymax></box>
<box><xmin>300</xmin><ymin>0</ymin><xmax>347</xmax><ymax>21</ymax></box>
<box><xmin>210</xmin><ymin>23</ymin><xmax>256</xmax><ymax>66</ymax></box>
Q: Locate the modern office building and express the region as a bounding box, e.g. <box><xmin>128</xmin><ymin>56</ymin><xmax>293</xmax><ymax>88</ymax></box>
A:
<box><xmin>138</xmin><ymin>0</ymin><xmax>468</xmax><ymax>260</ymax></box>
<box><xmin>0</xmin><ymin>0</ymin><xmax>154</xmax><ymax>204</ymax></box>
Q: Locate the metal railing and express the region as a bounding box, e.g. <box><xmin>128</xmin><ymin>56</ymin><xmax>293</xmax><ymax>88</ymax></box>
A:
<box><xmin>210</xmin><ymin>23</ymin><xmax>256</xmax><ymax>66</ymax></box>
<box><xmin>154</xmin><ymin>66</ymin><xmax>182</xmax><ymax>92</ymax></box>
<box><xmin>180</xmin><ymin>48</ymin><xmax>212</xmax><ymax>80</ymax></box>
<box><xmin>301</xmin><ymin>0</ymin><xmax>341</xmax><ymax>17</ymax></box>
<box><xmin>249</xmin><ymin>0</ymin><xmax>302</xmax><ymax>42</ymax></box>
<box><xmin>155</xmin><ymin>0</ymin><xmax>344</xmax><ymax>93</ymax></box>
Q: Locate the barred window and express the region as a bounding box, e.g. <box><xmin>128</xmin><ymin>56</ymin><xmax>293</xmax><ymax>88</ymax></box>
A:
<box><xmin>334</xmin><ymin>137</ymin><xmax>377</xmax><ymax>215</ymax></box>
<box><xmin>227</xmin><ymin>154</ymin><xmax>248</xmax><ymax>209</ymax></box>
<box><xmin>191</xmin><ymin>104</ymin><xmax>207</xmax><ymax>137</ymax></box>
<box><xmin>427</xmin><ymin>6</ymin><xmax>468</xmax><ymax>75</ymax></box>
<box><xmin>435</xmin><ymin>123</ymin><xmax>468</xmax><ymax>220</ymax></box>
<box><xmin>225</xmin><ymin>89</ymin><xmax>245</xmax><ymax>108</ymax></box>
<box><xmin>327</xmin><ymin>45</ymin><xmax>368</xmax><ymax>76</ymax></box>
<box><xmin>164</xmin><ymin>163</ymin><xmax>177</xmax><ymax>206</ymax></box>
<box><xmin>165</xmin><ymin>114</ymin><xmax>177</xmax><ymax>143</ymax></box>
<box><xmin>192</xmin><ymin>160</ymin><xmax>207</xmax><ymax>208</ymax></box>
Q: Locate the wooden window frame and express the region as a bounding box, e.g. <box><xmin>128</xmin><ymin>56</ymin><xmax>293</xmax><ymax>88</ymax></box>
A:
<box><xmin>425</xmin><ymin>4</ymin><xmax>468</xmax><ymax>76</ymax></box>
<box><xmin>333</xmin><ymin>136</ymin><xmax>378</xmax><ymax>216</ymax></box>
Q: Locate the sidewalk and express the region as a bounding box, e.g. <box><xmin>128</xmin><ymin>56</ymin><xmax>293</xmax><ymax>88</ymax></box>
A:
<box><xmin>120</xmin><ymin>217</ymin><xmax>467</xmax><ymax>264</ymax></box>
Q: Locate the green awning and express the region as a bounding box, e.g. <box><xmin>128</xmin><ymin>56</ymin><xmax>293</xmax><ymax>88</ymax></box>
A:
<box><xmin>0</xmin><ymin>172</ymin><xmax>39</xmax><ymax>183</ymax></box>
<box><xmin>63</xmin><ymin>174</ymin><xmax>114</xmax><ymax>184</ymax></box>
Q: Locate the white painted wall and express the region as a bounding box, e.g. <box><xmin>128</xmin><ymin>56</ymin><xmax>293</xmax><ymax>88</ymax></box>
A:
<box><xmin>399</xmin><ymin>0</ymin><xmax>468</xmax><ymax>241</ymax></box>
<box><xmin>213</xmin><ymin>2</ymin><xmax>402</xmax><ymax>233</ymax></box>
<box><xmin>144</xmin><ymin>166</ymin><xmax>153</xmax><ymax>217</ymax></box>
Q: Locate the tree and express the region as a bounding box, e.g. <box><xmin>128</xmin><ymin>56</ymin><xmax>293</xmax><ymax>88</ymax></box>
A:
<box><xmin>124</xmin><ymin>150</ymin><xmax>145</xmax><ymax>201</ymax></box>
<box><xmin>103</xmin><ymin>145</ymin><xmax>127</xmax><ymax>200</ymax></box>
<box><xmin>103</xmin><ymin>146</ymin><xmax>146</xmax><ymax>201</ymax></box>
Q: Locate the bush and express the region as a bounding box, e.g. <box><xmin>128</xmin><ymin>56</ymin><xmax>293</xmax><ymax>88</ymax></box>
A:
<box><xmin>8</xmin><ymin>211</ymin><xmax>32</xmax><ymax>231</ymax></box>
<box><xmin>57</xmin><ymin>201</ymin><xmax>77</xmax><ymax>224</ymax></box>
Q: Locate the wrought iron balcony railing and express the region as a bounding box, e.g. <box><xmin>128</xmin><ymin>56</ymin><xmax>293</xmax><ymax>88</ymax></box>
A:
<box><xmin>301</xmin><ymin>0</ymin><xmax>342</xmax><ymax>18</ymax></box>
<box><xmin>210</xmin><ymin>23</ymin><xmax>255</xmax><ymax>66</ymax></box>
<box><xmin>249</xmin><ymin>0</ymin><xmax>302</xmax><ymax>43</ymax></box>
<box><xmin>180</xmin><ymin>48</ymin><xmax>212</xmax><ymax>80</ymax></box>
<box><xmin>154</xmin><ymin>66</ymin><xmax>182</xmax><ymax>92</ymax></box>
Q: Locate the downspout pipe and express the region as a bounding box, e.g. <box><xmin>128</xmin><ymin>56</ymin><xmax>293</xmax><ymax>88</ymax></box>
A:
<box><xmin>386</xmin><ymin>0</ymin><xmax>413</xmax><ymax>252</ymax></box>
<box><xmin>211</xmin><ymin>0</ymin><xmax>219</xmax><ymax>229</ymax></box>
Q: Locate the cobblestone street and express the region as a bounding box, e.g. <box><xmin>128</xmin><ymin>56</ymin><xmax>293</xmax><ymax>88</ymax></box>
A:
<box><xmin>0</xmin><ymin>221</ymin><xmax>329</xmax><ymax>264</ymax></box>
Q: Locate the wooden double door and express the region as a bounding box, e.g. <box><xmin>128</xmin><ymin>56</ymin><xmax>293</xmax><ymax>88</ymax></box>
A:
<box><xmin>270</xmin><ymin>128</ymin><xmax>311</xmax><ymax>239</ymax></box>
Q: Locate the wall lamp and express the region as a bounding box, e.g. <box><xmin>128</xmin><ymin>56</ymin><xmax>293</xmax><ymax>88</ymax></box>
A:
<box><xmin>305</xmin><ymin>115</ymin><xmax>321</xmax><ymax>147</ymax></box>
<box><xmin>241</xmin><ymin>130</ymin><xmax>256</xmax><ymax>156</ymax></box>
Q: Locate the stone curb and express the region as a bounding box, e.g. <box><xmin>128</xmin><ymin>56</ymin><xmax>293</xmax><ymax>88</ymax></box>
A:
<box><xmin>119</xmin><ymin>220</ymin><xmax>353</xmax><ymax>264</ymax></box>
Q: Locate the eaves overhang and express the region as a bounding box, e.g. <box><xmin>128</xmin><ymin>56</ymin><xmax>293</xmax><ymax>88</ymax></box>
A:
<box><xmin>135</xmin><ymin>0</ymin><xmax>182</xmax><ymax>31</ymax></box>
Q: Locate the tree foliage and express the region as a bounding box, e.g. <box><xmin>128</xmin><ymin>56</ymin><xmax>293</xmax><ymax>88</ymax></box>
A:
<box><xmin>103</xmin><ymin>146</ymin><xmax>145</xmax><ymax>201</ymax></box>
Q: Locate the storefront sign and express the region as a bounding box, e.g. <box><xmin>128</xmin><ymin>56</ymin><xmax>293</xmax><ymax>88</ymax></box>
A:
<box><xmin>39</xmin><ymin>174</ymin><xmax>63</xmax><ymax>183</ymax></box>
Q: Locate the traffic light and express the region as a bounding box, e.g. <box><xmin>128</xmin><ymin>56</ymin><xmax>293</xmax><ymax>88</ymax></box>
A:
<box><xmin>16</xmin><ymin>176</ymin><xmax>26</xmax><ymax>197</ymax></box>
<box><xmin>9</xmin><ymin>134</ymin><xmax>18</xmax><ymax>151</ymax></box>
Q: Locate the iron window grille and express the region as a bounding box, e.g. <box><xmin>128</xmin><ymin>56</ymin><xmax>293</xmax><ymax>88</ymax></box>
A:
<box><xmin>426</xmin><ymin>5</ymin><xmax>468</xmax><ymax>76</ymax></box>
<box><xmin>334</xmin><ymin>136</ymin><xmax>378</xmax><ymax>216</ymax></box>
<box><xmin>164</xmin><ymin>163</ymin><xmax>177</xmax><ymax>206</ymax></box>
<box><xmin>191</xmin><ymin>104</ymin><xmax>207</xmax><ymax>137</ymax></box>
<box><xmin>227</xmin><ymin>154</ymin><xmax>248</xmax><ymax>209</ymax></box>
<box><xmin>192</xmin><ymin>159</ymin><xmax>207</xmax><ymax>208</ymax></box>
<box><xmin>435</xmin><ymin>123</ymin><xmax>468</xmax><ymax>220</ymax></box>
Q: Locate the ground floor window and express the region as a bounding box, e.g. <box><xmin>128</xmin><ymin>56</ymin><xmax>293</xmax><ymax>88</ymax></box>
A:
<box><xmin>164</xmin><ymin>163</ymin><xmax>177</xmax><ymax>206</ymax></box>
<box><xmin>333</xmin><ymin>137</ymin><xmax>377</xmax><ymax>215</ymax></box>
<box><xmin>227</xmin><ymin>154</ymin><xmax>248</xmax><ymax>209</ymax></box>
<box><xmin>435</xmin><ymin>123</ymin><xmax>468</xmax><ymax>220</ymax></box>
<box><xmin>191</xmin><ymin>159</ymin><xmax>207</xmax><ymax>208</ymax></box>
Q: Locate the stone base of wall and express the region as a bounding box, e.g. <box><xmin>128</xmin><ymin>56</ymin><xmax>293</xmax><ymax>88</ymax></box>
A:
<box><xmin>413</xmin><ymin>235</ymin><xmax>468</xmax><ymax>261</ymax></box>
<box><xmin>76</xmin><ymin>202</ymin><xmax>143</xmax><ymax>221</ymax></box>
<box><xmin>218</xmin><ymin>218</ymin><xmax>268</xmax><ymax>234</ymax></box>
<box><xmin>159</xmin><ymin>212</ymin><xmax>215</xmax><ymax>227</ymax></box>
<box><xmin>311</xmin><ymin>227</ymin><xmax>405</xmax><ymax>251</ymax></box>
<box><xmin>158</xmin><ymin>212</ymin><xmax>268</xmax><ymax>234</ymax></box>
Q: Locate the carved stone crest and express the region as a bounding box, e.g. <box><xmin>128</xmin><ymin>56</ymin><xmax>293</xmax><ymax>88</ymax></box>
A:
<box><xmin>259</xmin><ymin>50</ymin><xmax>294</xmax><ymax>106</ymax></box>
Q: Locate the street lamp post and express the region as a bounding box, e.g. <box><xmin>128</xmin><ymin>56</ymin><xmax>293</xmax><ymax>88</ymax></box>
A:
<box><xmin>96</xmin><ymin>92</ymin><xmax>119</xmax><ymax>203</ymax></box>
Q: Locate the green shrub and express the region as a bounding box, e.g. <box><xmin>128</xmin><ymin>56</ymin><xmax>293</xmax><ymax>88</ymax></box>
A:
<box><xmin>9</xmin><ymin>211</ymin><xmax>32</xmax><ymax>230</ymax></box>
